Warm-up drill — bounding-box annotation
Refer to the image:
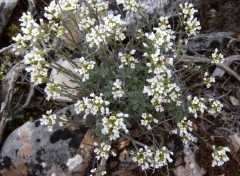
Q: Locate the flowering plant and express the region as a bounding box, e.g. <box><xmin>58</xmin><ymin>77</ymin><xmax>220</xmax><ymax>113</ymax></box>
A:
<box><xmin>11</xmin><ymin>0</ymin><xmax>232</xmax><ymax>175</ymax></box>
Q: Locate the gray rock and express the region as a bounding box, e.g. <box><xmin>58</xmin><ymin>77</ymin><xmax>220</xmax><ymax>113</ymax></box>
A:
<box><xmin>0</xmin><ymin>120</ymin><xmax>97</xmax><ymax>176</ymax></box>
<box><xmin>174</xmin><ymin>144</ymin><xmax>206</xmax><ymax>176</ymax></box>
<box><xmin>186</xmin><ymin>32</ymin><xmax>235</xmax><ymax>54</ymax></box>
<box><xmin>0</xmin><ymin>0</ymin><xmax>18</xmax><ymax>38</ymax></box>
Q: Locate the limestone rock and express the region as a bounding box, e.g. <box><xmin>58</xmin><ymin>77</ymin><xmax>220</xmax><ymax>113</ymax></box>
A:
<box><xmin>174</xmin><ymin>144</ymin><xmax>206</xmax><ymax>176</ymax></box>
<box><xmin>0</xmin><ymin>0</ymin><xmax>18</xmax><ymax>38</ymax></box>
<box><xmin>50</xmin><ymin>58</ymin><xmax>81</xmax><ymax>102</ymax></box>
<box><xmin>0</xmin><ymin>120</ymin><xmax>97</xmax><ymax>176</ymax></box>
<box><xmin>187</xmin><ymin>32</ymin><xmax>234</xmax><ymax>54</ymax></box>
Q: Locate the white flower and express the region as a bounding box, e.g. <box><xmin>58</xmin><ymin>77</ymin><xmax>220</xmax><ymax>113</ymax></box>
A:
<box><xmin>143</xmin><ymin>71</ymin><xmax>181</xmax><ymax>112</ymax></box>
<box><xmin>112</xmin><ymin>79</ymin><xmax>125</xmax><ymax>99</ymax></box>
<box><xmin>74</xmin><ymin>93</ymin><xmax>110</xmax><ymax>116</ymax></box>
<box><xmin>179</xmin><ymin>2</ymin><xmax>201</xmax><ymax>36</ymax></box>
<box><xmin>141</xmin><ymin>113</ymin><xmax>158</xmax><ymax>130</ymax></box>
<box><xmin>145</xmin><ymin>18</ymin><xmax>175</xmax><ymax>52</ymax></box>
<box><xmin>23</xmin><ymin>47</ymin><xmax>49</xmax><ymax>85</ymax></box>
<box><xmin>152</xmin><ymin>146</ymin><xmax>173</xmax><ymax>169</ymax></box>
<box><xmin>30</xmin><ymin>68</ymin><xmax>49</xmax><ymax>85</ymax></box>
<box><xmin>132</xmin><ymin>147</ymin><xmax>153</xmax><ymax>170</ymax></box>
<box><xmin>74</xmin><ymin>57</ymin><xmax>95</xmax><ymax>82</ymax></box>
<box><xmin>172</xmin><ymin>117</ymin><xmax>197</xmax><ymax>144</ymax></box>
<box><xmin>13</xmin><ymin>12</ymin><xmax>50</xmax><ymax>51</ymax></box>
<box><xmin>87</xmin><ymin>0</ymin><xmax>108</xmax><ymax>14</ymax></box>
<box><xmin>44</xmin><ymin>0</ymin><xmax>79</xmax><ymax>20</ymax></box>
<box><xmin>44</xmin><ymin>82</ymin><xmax>62</xmax><ymax>101</ymax></box>
<box><xmin>119</xmin><ymin>50</ymin><xmax>138</xmax><ymax>69</ymax></box>
<box><xmin>101</xmin><ymin>113</ymin><xmax>129</xmax><ymax>140</ymax></box>
<box><xmin>133</xmin><ymin>146</ymin><xmax>173</xmax><ymax>170</ymax></box>
<box><xmin>116</xmin><ymin>0</ymin><xmax>140</xmax><ymax>13</ymax></box>
<box><xmin>86</xmin><ymin>14</ymin><xmax>126</xmax><ymax>49</ymax></box>
<box><xmin>212</xmin><ymin>145</ymin><xmax>230</xmax><ymax>167</ymax></box>
<box><xmin>211</xmin><ymin>48</ymin><xmax>224</xmax><ymax>64</ymax></box>
<box><xmin>40</xmin><ymin>110</ymin><xmax>68</xmax><ymax>131</ymax></box>
<box><xmin>208</xmin><ymin>99</ymin><xmax>223</xmax><ymax>115</ymax></box>
<box><xmin>78</xmin><ymin>17</ymin><xmax>96</xmax><ymax>30</ymax></box>
<box><xmin>40</xmin><ymin>110</ymin><xmax>57</xmax><ymax>131</ymax></box>
<box><xmin>188</xmin><ymin>96</ymin><xmax>207</xmax><ymax>118</ymax></box>
<box><xmin>90</xmin><ymin>168</ymin><xmax>107</xmax><ymax>176</ymax></box>
<box><xmin>94</xmin><ymin>142</ymin><xmax>111</xmax><ymax>160</ymax></box>
<box><xmin>203</xmin><ymin>72</ymin><xmax>215</xmax><ymax>88</ymax></box>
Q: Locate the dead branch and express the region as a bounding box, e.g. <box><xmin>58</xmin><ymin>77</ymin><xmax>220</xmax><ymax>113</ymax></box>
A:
<box><xmin>0</xmin><ymin>44</ymin><xmax>14</xmax><ymax>55</ymax></box>
<box><xmin>176</xmin><ymin>55</ymin><xmax>210</xmax><ymax>63</ymax></box>
<box><xmin>176</xmin><ymin>55</ymin><xmax>240</xmax><ymax>82</ymax></box>
<box><xmin>16</xmin><ymin>84</ymin><xmax>35</xmax><ymax>112</ymax></box>
<box><xmin>0</xmin><ymin>60</ymin><xmax>25</xmax><ymax>145</ymax></box>
<box><xmin>216</xmin><ymin>63</ymin><xmax>240</xmax><ymax>82</ymax></box>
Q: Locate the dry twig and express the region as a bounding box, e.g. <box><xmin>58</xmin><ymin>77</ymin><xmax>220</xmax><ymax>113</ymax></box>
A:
<box><xmin>0</xmin><ymin>60</ymin><xmax>25</xmax><ymax>145</ymax></box>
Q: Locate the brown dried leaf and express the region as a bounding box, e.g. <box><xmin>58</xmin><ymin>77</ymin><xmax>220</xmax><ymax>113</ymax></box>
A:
<box><xmin>114</xmin><ymin>138</ymin><xmax>131</xmax><ymax>150</ymax></box>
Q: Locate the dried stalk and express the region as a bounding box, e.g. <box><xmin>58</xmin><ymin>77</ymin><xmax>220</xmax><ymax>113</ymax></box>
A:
<box><xmin>0</xmin><ymin>60</ymin><xmax>25</xmax><ymax>145</ymax></box>
<box><xmin>0</xmin><ymin>44</ymin><xmax>14</xmax><ymax>55</ymax></box>
<box><xmin>176</xmin><ymin>55</ymin><xmax>240</xmax><ymax>82</ymax></box>
<box><xmin>16</xmin><ymin>84</ymin><xmax>35</xmax><ymax>112</ymax></box>
<box><xmin>176</xmin><ymin>55</ymin><xmax>210</xmax><ymax>63</ymax></box>
<box><xmin>216</xmin><ymin>63</ymin><xmax>240</xmax><ymax>82</ymax></box>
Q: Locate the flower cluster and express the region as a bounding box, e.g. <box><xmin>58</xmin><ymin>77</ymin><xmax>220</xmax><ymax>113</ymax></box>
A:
<box><xmin>74</xmin><ymin>57</ymin><xmax>96</xmax><ymax>82</ymax></box>
<box><xmin>51</xmin><ymin>23</ymin><xmax>66</xmax><ymax>37</ymax></box>
<box><xmin>86</xmin><ymin>14</ymin><xmax>126</xmax><ymax>49</ymax></box>
<box><xmin>78</xmin><ymin>17</ymin><xmax>96</xmax><ymax>31</ymax></box>
<box><xmin>144</xmin><ymin>49</ymin><xmax>173</xmax><ymax>74</ymax></box>
<box><xmin>179</xmin><ymin>3</ymin><xmax>201</xmax><ymax>36</ymax></box>
<box><xmin>86</xmin><ymin>0</ymin><xmax>108</xmax><ymax>15</ymax></box>
<box><xmin>132</xmin><ymin>147</ymin><xmax>153</xmax><ymax>170</ymax></box>
<box><xmin>152</xmin><ymin>147</ymin><xmax>173</xmax><ymax>169</ymax></box>
<box><xmin>145</xmin><ymin>17</ymin><xmax>175</xmax><ymax>52</ymax></box>
<box><xmin>90</xmin><ymin>168</ymin><xmax>107</xmax><ymax>176</ymax></box>
<box><xmin>212</xmin><ymin>145</ymin><xmax>230</xmax><ymax>167</ymax></box>
<box><xmin>44</xmin><ymin>82</ymin><xmax>62</xmax><ymax>101</ymax></box>
<box><xmin>24</xmin><ymin>47</ymin><xmax>49</xmax><ymax>85</ymax></box>
<box><xmin>44</xmin><ymin>0</ymin><xmax>79</xmax><ymax>21</ymax></box>
<box><xmin>203</xmin><ymin>72</ymin><xmax>215</xmax><ymax>88</ymax></box>
<box><xmin>172</xmin><ymin>117</ymin><xmax>197</xmax><ymax>144</ymax></box>
<box><xmin>112</xmin><ymin>79</ymin><xmax>125</xmax><ymax>99</ymax></box>
<box><xmin>143</xmin><ymin>71</ymin><xmax>181</xmax><ymax>112</ymax></box>
<box><xmin>143</xmin><ymin>16</ymin><xmax>181</xmax><ymax>112</ymax></box>
<box><xmin>119</xmin><ymin>50</ymin><xmax>138</xmax><ymax>69</ymax></box>
<box><xmin>94</xmin><ymin>142</ymin><xmax>115</xmax><ymax>160</ymax></box>
<box><xmin>211</xmin><ymin>48</ymin><xmax>224</xmax><ymax>64</ymax></box>
<box><xmin>133</xmin><ymin>146</ymin><xmax>173</xmax><ymax>170</ymax></box>
<box><xmin>40</xmin><ymin>110</ymin><xmax>68</xmax><ymax>131</ymax></box>
<box><xmin>116</xmin><ymin>0</ymin><xmax>140</xmax><ymax>13</ymax></box>
<box><xmin>77</xmin><ymin>0</ymin><xmax>109</xmax><ymax>32</ymax></box>
<box><xmin>141</xmin><ymin>113</ymin><xmax>158</xmax><ymax>130</ymax></box>
<box><xmin>188</xmin><ymin>96</ymin><xmax>207</xmax><ymax>118</ymax></box>
<box><xmin>12</xmin><ymin>13</ymin><xmax>49</xmax><ymax>54</ymax></box>
<box><xmin>74</xmin><ymin>93</ymin><xmax>110</xmax><ymax>117</ymax></box>
<box><xmin>208</xmin><ymin>99</ymin><xmax>223</xmax><ymax>115</ymax></box>
<box><xmin>101</xmin><ymin>113</ymin><xmax>129</xmax><ymax>140</ymax></box>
